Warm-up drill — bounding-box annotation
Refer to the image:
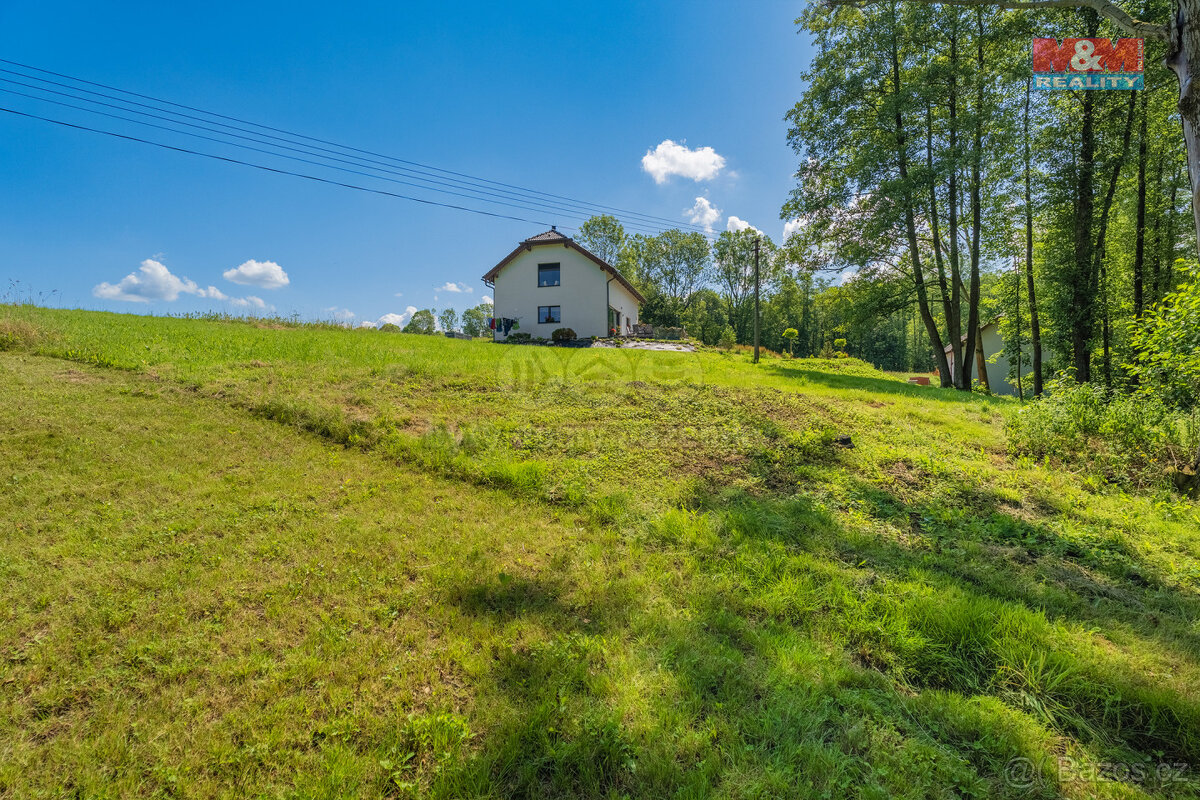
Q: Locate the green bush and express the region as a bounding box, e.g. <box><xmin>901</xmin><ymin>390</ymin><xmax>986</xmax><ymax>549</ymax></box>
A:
<box><xmin>718</xmin><ymin>325</ymin><xmax>737</xmax><ymax>351</ymax></box>
<box><xmin>402</xmin><ymin>309</ymin><xmax>436</xmax><ymax>335</ymax></box>
<box><xmin>1131</xmin><ymin>264</ymin><xmax>1200</xmax><ymax>409</ymax></box>
<box><xmin>551</xmin><ymin>327</ymin><xmax>577</xmax><ymax>342</ymax></box>
<box><xmin>506</xmin><ymin>332</ymin><xmax>532</xmax><ymax>344</ymax></box>
<box><xmin>1007</xmin><ymin>378</ymin><xmax>1199</xmax><ymax>492</ymax></box>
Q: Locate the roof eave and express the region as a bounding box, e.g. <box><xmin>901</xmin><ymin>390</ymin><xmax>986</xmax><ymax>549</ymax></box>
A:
<box><xmin>480</xmin><ymin>237</ymin><xmax>645</xmax><ymax>305</ymax></box>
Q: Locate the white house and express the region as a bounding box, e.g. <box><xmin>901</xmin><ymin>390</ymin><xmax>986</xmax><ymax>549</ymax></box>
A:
<box><xmin>481</xmin><ymin>227</ymin><xmax>643</xmax><ymax>341</ymax></box>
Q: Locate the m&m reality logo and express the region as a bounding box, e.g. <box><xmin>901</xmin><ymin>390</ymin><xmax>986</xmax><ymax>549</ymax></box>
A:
<box><xmin>1032</xmin><ymin>38</ymin><xmax>1143</xmax><ymax>89</ymax></box>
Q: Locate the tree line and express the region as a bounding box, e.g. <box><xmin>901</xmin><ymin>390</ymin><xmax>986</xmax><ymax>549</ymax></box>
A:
<box><xmin>780</xmin><ymin>0</ymin><xmax>1200</xmax><ymax>398</ymax></box>
<box><xmin>397</xmin><ymin>2</ymin><xmax>1199</xmax><ymax>406</ymax></box>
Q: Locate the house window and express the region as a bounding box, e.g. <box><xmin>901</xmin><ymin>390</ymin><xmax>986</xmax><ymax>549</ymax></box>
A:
<box><xmin>537</xmin><ymin>263</ymin><xmax>560</xmax><ymax>287</ymax></box>
<box><xmin>538</xmin><ymin>306</ymin><xmax>561</xmax><ymax>324</ymax></box>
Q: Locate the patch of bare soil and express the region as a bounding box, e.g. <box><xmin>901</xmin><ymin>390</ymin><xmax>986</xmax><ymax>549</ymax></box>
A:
<box><xmin>591</xmin><ymin>340</ymin><xmax>696</xmax><ymax>352</ymax></box>
<box><xmin>57</xmin><ymin>369</ymin><xmax>98</xmax><ymax>384</ymax></box>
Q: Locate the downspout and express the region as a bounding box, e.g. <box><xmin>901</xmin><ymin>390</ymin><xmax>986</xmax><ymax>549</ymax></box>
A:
<box><xmin>485</xmin><ymin>279</ymin><xmax>496</xmax><ymax>342</ymax></box>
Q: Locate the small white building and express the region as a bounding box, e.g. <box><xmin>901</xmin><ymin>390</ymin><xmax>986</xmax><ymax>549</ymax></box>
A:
<box><xmin>482</xmin><ymin>227</ymin><xmax>643</xmax><ymax>341</ymax></box>
<box><xmin>944</xmin><ymin>319</ymin><xmax>1047</xmax><ymax>397</ymax></box>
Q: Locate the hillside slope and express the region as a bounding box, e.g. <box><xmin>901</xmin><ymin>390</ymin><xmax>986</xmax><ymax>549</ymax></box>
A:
<box><xmin>2</xmin><ymin>307</ymin><xmax>1199</xmax><ymax>799</ymax></box>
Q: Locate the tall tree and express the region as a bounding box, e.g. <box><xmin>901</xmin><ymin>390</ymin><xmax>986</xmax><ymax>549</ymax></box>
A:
<box><xmin>713</xmin><ymin>229</ymin><xmax>777</xmax><ymax>341</ymax></box>
<box><xmin>461</xmin><ymin>303</ymin><xmax>492</xmax><ymax>338</ymax></box>
<box><xmin>1023</xmin><ymin>76</ymin><xmax>1044</xmax><ymax>396</ymax></box>
<box><xmin>833</xmin><ymin>0</ymin><xmax>1200</xmax><ymax>263</ymax></box>
<box><xmin>660</xmin><ymin>230</ymin><xmax>715</xmax><ymax>304</ymax></box>
<box><xmin>576</xmin><ymin>215</ymin><xmax>627</xmax><ymax>268</ymax></box>
<box><xmin>403</xmin><ymin>309</ymin><xmax>436</xmax><ymax>335</ymax></box>
<box><xmin>961</xmin><ymin>8</ymin><xmax>988</xmax><ymax>392</ymax></box>
<box><xmin>786</xmin><ymin>0</ymin><xmax>957</xmax><ymax>385</ymax></box>
<box><xmin>637</xmin><ymin>229</ymin><xmax>712</xmax><ymax>323</ymax></box>
<box><xmin>437</xmin><ymin>307</ymin><xmax>459</xmax><ymax>334</ymax></box>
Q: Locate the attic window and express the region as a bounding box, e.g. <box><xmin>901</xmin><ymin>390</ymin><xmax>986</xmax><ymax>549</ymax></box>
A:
<box><xmin>537</xmin><ymin>263</ymin><xmax>561</xmax><ymax>287</ymax></box>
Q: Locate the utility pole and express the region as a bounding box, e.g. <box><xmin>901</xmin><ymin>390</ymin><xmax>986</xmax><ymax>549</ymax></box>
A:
<box><xmin>753</xmin><ymin>236</ymin><xmax>761</xmax><ymax>364</ymax></box>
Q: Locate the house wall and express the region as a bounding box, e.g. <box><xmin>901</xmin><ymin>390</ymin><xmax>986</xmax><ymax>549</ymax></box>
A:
<box><xmin>491</xmin><ymin>243</ymin><xmax>636</xmax><ymax>339</ymax></box>
<box><xmin>980</xmin><ymin>325</ymin><xmax>1012</xmax><ymax>395</ymax></box>
<box><xmin>607</xmin><ymin>279</ymin><xmax>640</xmax><ymax>335</ymax></box>
<box><xmin>946</xmin><ymin>323</ymin><xmax>1047</xmax><ymax>397</ymax></box>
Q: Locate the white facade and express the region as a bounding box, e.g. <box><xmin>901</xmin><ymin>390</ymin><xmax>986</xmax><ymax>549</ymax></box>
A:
<box><xmin>945</xmin><ymin>321</ymin><xmax>1048</xmax><ymax>396</ymax></box>
<box><xmin>483</xmin><ymin>230</ymin><xmax>642</xmax><ymax>340</ymax></box>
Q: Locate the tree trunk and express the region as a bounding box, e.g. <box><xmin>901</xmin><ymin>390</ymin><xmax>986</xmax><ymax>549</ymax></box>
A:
<box><xmin>1163</xmin><ymin>162</ymin><xmax>1181</xmax><ymax>294</ymax></box>
<box><xmin>926</xmin><ymin>103</ymin><xmax>954</xmax><ymax>329</ymax></box>
<box><xmin>1101</xmin><ymin>259</ymin><xmax>1113</xmax><ymax>389</ymax></box>
<box><xmin>1134</xmin><ymin>90</ymin><xmax>1149</xmax><ymax>319</ymax></box>
<box><xmin>974</xmin><ymin>328</ymin><xmax>991</xmax><ymax>392</ymax></box>
<box><xmin>1023</xmin><ymin>77</ymin><xmax>1043</xmax><ymax>397</ymax></box>
<box><xmin>891</xmin><ymin>10</ymin><xmax>952</xmax><ymax>385</ymax></box>
<box><xmin>948</xmin><ymin>22</ymin><xmax>967</xmax><ymax>389</ymax></box>
<box><xmin>1167</xmin><ymin>0</ymin><xmax>1200</xmax><ymax>268</ymax></box>
<box><xmin>961</xmin><ymin>8</ymin><xmax>985</xmax><ymax>394</ymax></box>
<box><xmin>1091</xmin><ymin>90</ymin><xmax>1137</xmax><ymax>390</ymax></box>
<box><xmin>1150</xmin><ymin>153</ymin><xmax>1166</xmax><ymax>304</ymax></box>
<box><xmin>1071</xmin><ymin>12</ymin><xmax>1099</xmax><ymax>384</ymax></box>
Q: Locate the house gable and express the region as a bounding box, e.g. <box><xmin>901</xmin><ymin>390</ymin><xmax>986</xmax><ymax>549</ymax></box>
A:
<box><xmin>481</xmin><ymin>229</ymin><xmax>645</xmax><ymax>304</ymax></box>
<box><xmin>483</xmin><ymin>228</ymin><xmax>642</xmax><ymax>339</ymax></box>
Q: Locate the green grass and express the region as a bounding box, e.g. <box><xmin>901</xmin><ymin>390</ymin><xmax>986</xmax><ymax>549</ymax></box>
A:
<box><xmin>2</xmin><ymin>305</ymin><xmax>1199</xmax><ymax>798</ymax></box>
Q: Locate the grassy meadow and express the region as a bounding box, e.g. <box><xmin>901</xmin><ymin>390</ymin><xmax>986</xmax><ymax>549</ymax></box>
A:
<box><xmin>2</xmin><ymin>306</ymin><xmax>1200</xmax><ymax>798</ymax></box>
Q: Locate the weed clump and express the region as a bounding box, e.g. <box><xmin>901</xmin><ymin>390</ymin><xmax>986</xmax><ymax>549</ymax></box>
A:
<box><xmin>1006</xmin><ymin>378</ymin><xmax>1199</xmax><ymax>493</ymax></box>
<box><xmin>0</xmin><ymin>318</ymin><xmax>41</xmax><ymax>351</ymax></box>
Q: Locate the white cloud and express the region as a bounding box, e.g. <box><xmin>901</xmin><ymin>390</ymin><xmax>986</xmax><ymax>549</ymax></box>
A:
<box><xmin>377</xmin><ymin>306</ymin><xmax>419</xmax><ymax>327</ymax></box>
<box><xmin>481</xmin><ymin>295</ymin><xmax>493</xmax><ymax>305</ymax></box>
<box><xmin>230</xmin><ymin>295</ymin><xmax>273</xmax><ymax>312</ymax></box>
<box><xmin>437</xmin><ymin>281</ymin><xmax>473</xmax><ymax>294</ymax></box>
<box><xmin>641</xmin><ymin>139</ymin><xmax>726</xmax><ymax>184</ymax></box>
<box><xmin>93</xmin><ymin>258</ymin><xmax>280</xmax><ymax>312</ymax></box>
<box><xmin>223</xmin><ymin>259</ymin><xmax>289</xmax><ymax>289</ymax></box>
<box><xmin>394</xmin><ymin>292</ymin><xmax>404</xmax><ymax>298</ymax></box>
<box><xmin>727</xmin><ymin>216</ymin><xmax>763</xmax><ymax>235</ymax></box>
<box><xmin>782</xmin><ymin>218</ymin><xmax>806</xmax><ymax>241</ymax></box>
<box><xmin>94</xmin><ymin>258</ymin><xmax>210</xmax><ymax>303</ymax></box>
<box><xmin>358</xmin><ymin>320</ymin><xmax>377</xmax><ymax>329</ymax></box>
<box><xmin>684</xmin><ymin>197</ymin><xmax>721</xmax><ymax>232</ymax></box>
<box><xmin>324</xmin><ymin>306</ymin><xmax>356</xmax><ymax>320</ymax></box>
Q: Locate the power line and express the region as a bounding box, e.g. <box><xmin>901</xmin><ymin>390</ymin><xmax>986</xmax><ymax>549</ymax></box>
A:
<box><xmin>0</xmin><ymin>83</ymin><xmax>678</xmax><ymax>236</ymax></box>
<box><xmin>0</xmin><ymin>69</ymin><xmax>693</xmax><ymax>235</ymax></box>
<box><xmin>0</xmin><ymin>59</ymin><xmax>719</xmax><ymax>236</ymax></box>
<box><xmin>0</xmin><ymin>105</ymin><xmax>562</xmax><ymax>228</ymax></box>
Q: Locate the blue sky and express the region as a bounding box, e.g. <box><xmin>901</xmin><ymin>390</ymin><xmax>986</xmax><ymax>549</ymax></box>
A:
<box><xmin>0</xmin><ymin>1</ymin><xmax>813</xmax><ymax>326</ymax></box>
